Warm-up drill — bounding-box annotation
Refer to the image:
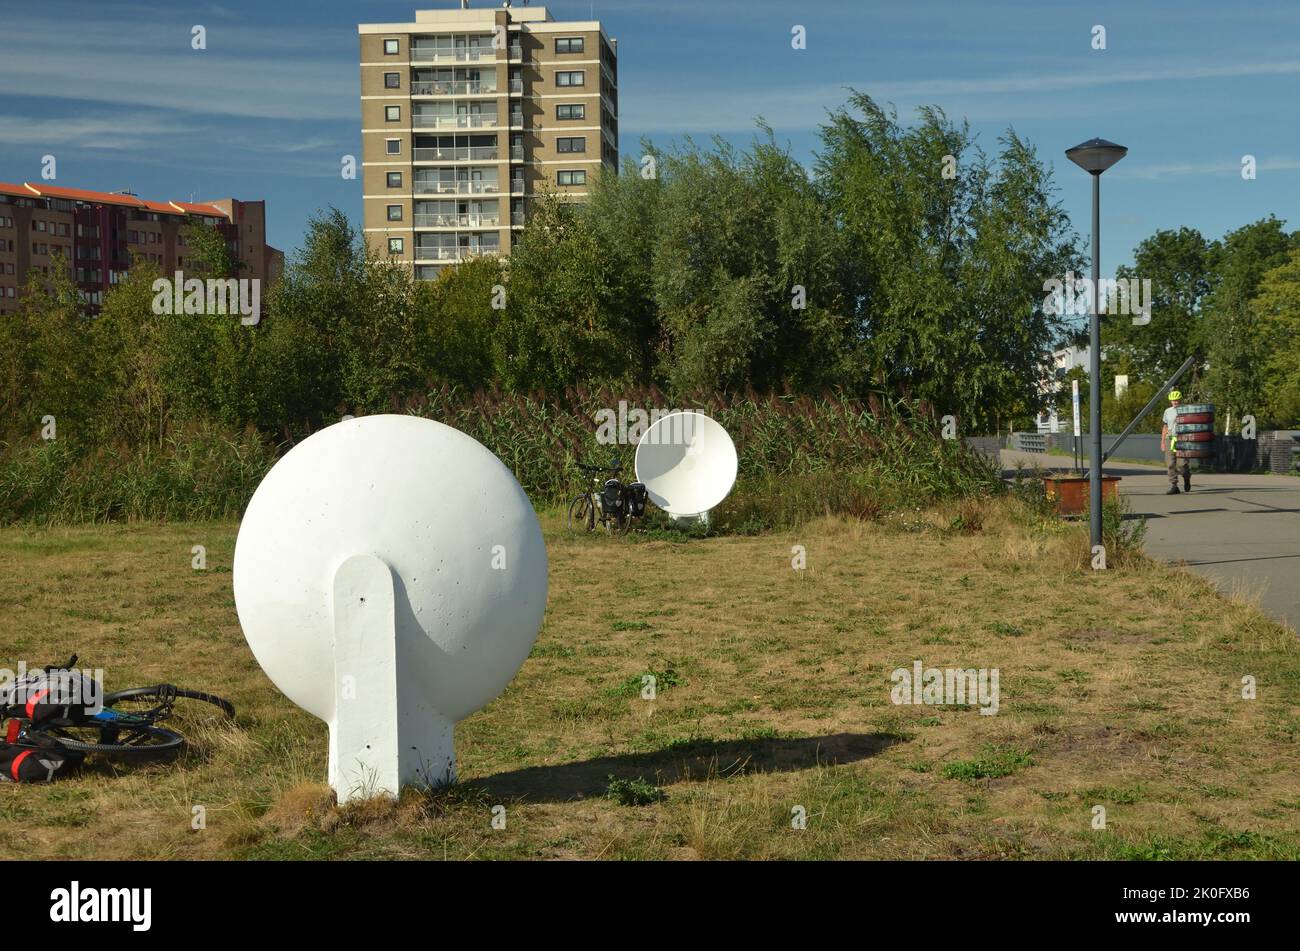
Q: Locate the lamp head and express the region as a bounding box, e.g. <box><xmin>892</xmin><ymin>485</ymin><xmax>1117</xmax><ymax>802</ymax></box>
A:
<box><xmin>1066</xmin><ymin>137</ymin><xmax>1128</xmax><ymax>175</ymax></box>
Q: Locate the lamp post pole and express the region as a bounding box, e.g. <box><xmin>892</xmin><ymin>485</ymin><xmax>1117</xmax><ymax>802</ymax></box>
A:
<box><xmin>1089</xmin><ymin>171</ymin><xmax>1102</xmax><ymax>549</ymax></box>
<box><xmin>1065</xmin><ymin>138</ymin><xmax>1127</xmax><ymax>556</ymax></box>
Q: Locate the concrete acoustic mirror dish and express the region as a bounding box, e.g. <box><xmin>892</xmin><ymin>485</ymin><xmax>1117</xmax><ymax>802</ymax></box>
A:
<box><xmin>232</xmin><ymin>414</ymin><xmax>547</xmax><ymax>803</ymax></box>
<box><xmin>634</xmin><ymin>410</ymin><xmax>738</xmax><ymax>524</ymax></box>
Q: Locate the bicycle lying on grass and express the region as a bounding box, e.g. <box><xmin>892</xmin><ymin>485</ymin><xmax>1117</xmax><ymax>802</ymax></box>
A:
<box><xmin>1</xmin><ymin>655</ymin><xmax>235</xmax><ymax>782</ymax></box>
<box><xmin>566</xmin><ymin>459</ymin><xmax>648</xmax><ymax>536</ymax></box>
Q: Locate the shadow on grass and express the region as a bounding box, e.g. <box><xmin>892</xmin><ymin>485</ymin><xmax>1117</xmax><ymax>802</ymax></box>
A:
<box><xmin>472</xmin><ymin>731</ymin><xmax>904</xmax><ymax>804</ymax></box>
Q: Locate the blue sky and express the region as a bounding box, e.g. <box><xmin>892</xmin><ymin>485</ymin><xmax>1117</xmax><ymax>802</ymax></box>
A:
<box><xmin>2</xmin><ymin>0</ymin><xmax>1297</xmax><ymax>268</ymax></box>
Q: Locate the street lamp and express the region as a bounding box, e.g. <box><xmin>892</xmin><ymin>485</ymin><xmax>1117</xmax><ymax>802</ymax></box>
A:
<box><xmin>1065</xmin><ymin>137</ymin><xmax>1127</xmax><ymax>555</ymax></box>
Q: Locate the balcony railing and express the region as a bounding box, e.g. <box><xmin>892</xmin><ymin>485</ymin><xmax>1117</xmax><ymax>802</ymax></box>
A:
<box><xmin>508</xmin><ymin>114</ymin><xmax>524</xmax><ymax>129</ymax></box>
<box><xmin>511</xmin><ymin>211</ymin><xmax>525</xmax><ymax>226</ymax></box>
<box><xmin>510</xmin><ymin>179</ymin><xmax>525</xmax><ymax>195</ymax></box>
<box><xmin>414</xmin><ymin>180</ymin><xmax>500</xmax><ymax>195</ymax></box>
<box><xmin>413</xmin><ymin>146</ymin><xmax>500</xmax><ymax>162</ymax></box>
<box><xmin>509</xmin><ymin>146</ymin><xmax>524</xmax><ymax>161</ymax></box>
<box><xmin>414</xmin><ymin>213</ymin><xmax>501</xmax><ymax>228</ymax></box>
<box><xmin>415</xmin><ymin>245</ymin><xmax>503</xmax><ymax>262</ymax></box>
<box><xmin>508</xmin><ymin>78</ymin><xmax>523</xmax><ymax>93</ymax></box>
<box><xmin>411</xmin><ymin>80</ymin><xmax>498</xmax><ymax>96</ymax></box>
<box><xmin>410</xmin><ymin>47</ymin><xmax>495</xmax><ymax>63</ymax></box>
<box><xmin>413</xmin><ymin>114</ymin><xmax>499</xmax><ymax>129</ymax></box>
<box><xmin>508</xmin><ymin>45</ymin><xmax>523</xmax><ymax>60</ymax></box>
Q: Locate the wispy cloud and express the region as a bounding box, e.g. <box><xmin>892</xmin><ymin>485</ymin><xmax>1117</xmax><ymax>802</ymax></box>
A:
<box><xmin>1113</xmin><ymin>157</ymin><xmax>1300</xmax><ymax>180</ymax></box>
<box><xmin>624</xmin><ymin>57</ymin><xmax>1300</xmax><ymax>133</ymax></box>
<box><xmin>0</xmin><ymin>12</ymin><xmax>356</xmax><ymax>121</ymax></box>
<box><xmin>0</xmin><ymin>114</ymin><xmax>195</xmax><ymax>150</ymax></box>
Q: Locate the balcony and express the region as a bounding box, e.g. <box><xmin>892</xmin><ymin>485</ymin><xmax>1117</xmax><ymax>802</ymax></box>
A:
<box><xmin>508</xmin><ymin>44</ymin><xmax>523</xmax><ymax>61</ymax></box>
<box><xmin>412</xmin><ymin>80</ymin><xmax>499</xmax><ymax>96</ymax></box>
<box><xmin>414</xmin><ymin>213</ymin><xmax>501</xmax><ymax>228</ymax></box>
<box><xmin>510</xmin><ymin>211</ymin><xmax>525</xmax><ymax>226</ymax></box>
<box><xmin>509</xmin><ymin>146</ymin><xmax>524</xmax><ymax>162</ymax></box>
<box><xmin>410</xmin><ymin>47</ymin><xmax>495</xmax><ymax>64</ymax></box>
<box><xmin>508</xmin><ymin>113</ymin><xmax>524</xmax><ymax>130</ymax></box>
<box><xmin>415</xmin><ymin>244</ymin><xmax>502</xmax><ymax>263</ymax></box>
<box><xmin>508</xmin><ymin>78</ymin><xmax>523</xmax><ymax>94</ymax></box>
<box><xmin>413</xmin><ymin>114</ymin><xmax>499</xmax><ymax>130</ymax></box>
<box><xmin>413</xmin><ymin>146</ymin><xmax>500</xmax><ymax>162</ymax></box>
<box><xmin>414</xmin><ymin>180</ymin><xmax>500</xmax><ymax>195</ymax></box>
<box><xmin>510</xmin><ymin>179</ymin><xmax>525</xmax><ymax>195</ymax></box>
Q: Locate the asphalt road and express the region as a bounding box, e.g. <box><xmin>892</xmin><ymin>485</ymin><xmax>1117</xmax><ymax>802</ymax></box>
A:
<box><xmin>999</xmin><ymin>449</ymin><xmax>1300</xmax><ymax>632</ymax></box>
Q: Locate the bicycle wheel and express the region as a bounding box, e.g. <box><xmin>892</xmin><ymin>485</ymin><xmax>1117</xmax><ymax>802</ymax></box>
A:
<box><xmin>43</xmin><ymin>723</ymin><xmax>185</xmax><ymax>760</ymax></box>
<box><xmin>104</xmin><ymin>685</ymin><xmax>236</xmax><ymax>720</ymax></box>
<box><xmin>567</xmin><ymin>493</ymin><xmax>595</xmax><ymax>533</ymax></box>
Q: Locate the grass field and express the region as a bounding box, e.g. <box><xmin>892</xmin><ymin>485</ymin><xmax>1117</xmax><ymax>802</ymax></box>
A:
<box><xmin>2</xmin><ymin>497</ymin><xmax>1298</xmax><ymax>860</ymax></box>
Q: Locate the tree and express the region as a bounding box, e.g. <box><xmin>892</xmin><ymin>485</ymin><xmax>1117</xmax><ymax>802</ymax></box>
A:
<box><xmin>585</xmin><ymin>148</ymin><xmax>662</xmax><ymax>383</ymax></box>
<box><xmin>8</xmin><ymin>255</ymin><xmax>113</xmax><ymax>444</ymax></box>
<box><xmin>1202</xmin><ymin>217</ymin><xmax>1298</xmax><ymax>424</ymax></box>
<box><xmin>422</xmin><ymin>255</ymin><xmax>503</xmax><ymax>389</ymax></box>
<box><xmin>496</xmin><ymin>192</ymin><xmax>629</xmax><ymax>392</ymax></box>
<box><xmin>94</xmin><ymin>255</ymin><xmax>170</xmax><ymax>448</ymax></box>
<box><xmin>1109</xmin><ymin>227</ymin><xmax>1212</xmax><ymax>383</ymax></box>
<box><xmin>258</xmin><ymin>208</ymin><xmax>422</xmax><ymax>431</ymax></box>
<box><xmin>817</xmin><ymin>93</ymin><xmax>1082</xmax><ymax>429</ymax></box>
<box><xmin>1249</xmin><ymin>247</ymin><xmax>1300</xmax><ymax>426</ymax></box>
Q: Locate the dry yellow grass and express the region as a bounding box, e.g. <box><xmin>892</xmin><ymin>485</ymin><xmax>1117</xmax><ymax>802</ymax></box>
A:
<box><xmin>1</xmin><ymin>498</ymin><xmax>1297</xmax><ymax>860</ymax></box>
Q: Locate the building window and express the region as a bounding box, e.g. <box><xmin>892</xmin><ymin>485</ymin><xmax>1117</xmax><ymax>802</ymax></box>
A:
<box><xmin>383</xmin><ymin>38</ymin><xmax>399</xmax><ymax>55</ymax></box>
<box><xmin>556</xmin><ymin>137</ymin><xmax>586</xmax><ymax>153</ymax></box>
<box><xmin>387</xmin><ymin>172</ymin><xmax>403</xmax><ymax>188</ymax></box>
<box><xmin>385</xmin><ymin>105</ymin><xmax>401</xmax><ymax>121</ymax></box>
<box><xmin>556</xmin><ymin>37</ymin><xmax>585</xmax><ymax>54</ymax></box>
<box><xmin>556</xmin><ymin>71</ymin><xmax>585</xmax><ymax>87</ymax></box>
<box><xmin>384</xmin><ymin>72</ymin><xmax>400</xmax><ymax>89</ymax></box>
<box><xmin>386</xmin><ymin>138</ymin><xmax>401</xmax><ymax>155</ymax></box>
<box><xmin>558</xmin><ymin>170</ymin><xmax>587</xmax><ymax>186</ymax></box>
<box><xmin>387</xmin><ymin>205</ymin><xmax>403</xmax><ymax>221</ymax></box>
<box><xmin>388</xmin><ymin>238</ymin><xmax>404</xmax><ymax>254</ymax></box>
<box><xmin>556</xmin><ymin>104</ymin><xmax>585</xmax><ymax>120</ymax></box>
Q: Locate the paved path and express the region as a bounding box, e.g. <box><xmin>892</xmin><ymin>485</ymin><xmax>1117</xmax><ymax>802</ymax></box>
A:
<box><xmin>998</xmin><ymin>449</ymin><xmax>1300</xmax><ymax>632</ymax></box>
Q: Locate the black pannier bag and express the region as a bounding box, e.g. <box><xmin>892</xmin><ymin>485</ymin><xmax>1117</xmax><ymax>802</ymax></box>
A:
<box><xmin>626</xmin><ymin>482</ymin><xmax>648</xmax><ymax>517</ymax></box>
<box><xmin>0</xmin><ymin>734</ymin><xmax>84</xmax><ymax>783</ymax></box>
<box><xmin>602</xmin><ymin>479</ymin><xmax>624</xmax><ymax>514</ymax></box>
<box><xmin>0</xmin><ymin>667</ymin><xmax>100</xmax><ymax>728</ymax></box>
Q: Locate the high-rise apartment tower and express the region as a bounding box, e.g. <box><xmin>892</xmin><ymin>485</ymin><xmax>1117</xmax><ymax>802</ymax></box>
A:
<box><xmin>358</xmin><ymin>3</ymin><xmax>618</xmax><ymax>278</ymax></box>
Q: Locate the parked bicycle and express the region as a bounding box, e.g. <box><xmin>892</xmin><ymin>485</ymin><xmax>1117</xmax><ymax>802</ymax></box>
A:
<box><xmin>566</xmin><ymin>459</ymin><xmax>648</xmax><ymax>535</ymax></box>
<box><xmin>1</xmin><ymin>655</ymin><xmax>235</xmax><ymax>782</ymax></box>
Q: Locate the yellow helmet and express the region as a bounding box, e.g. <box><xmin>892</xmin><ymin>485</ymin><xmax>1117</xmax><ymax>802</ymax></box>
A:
<box><xmin>1168</xmin><ymin>390</ymin><xmax>1182</xmax><ymax>401</ymax></box>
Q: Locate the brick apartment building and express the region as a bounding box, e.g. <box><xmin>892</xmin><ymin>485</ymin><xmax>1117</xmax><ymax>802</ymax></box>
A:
<box><xmin>0</xmin><ymin>182</ymin><xmax>283</xmax><ymax>315</ymax></box>
<box><xmin>358</xmin><ymin>1</ymin><xmax>619</xmax><ymax>279</ymax></box>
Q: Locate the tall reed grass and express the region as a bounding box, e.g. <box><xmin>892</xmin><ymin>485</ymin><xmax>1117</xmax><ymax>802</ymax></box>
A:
<box><xmin>0</xmin><ymin>388</ymin><xmax>1001</xmax><ymax>527</ymax></box>
<box><xmin>0</xmin><ymin>422</ymin><xmax>276</xmax><ymax>525</ymax></box>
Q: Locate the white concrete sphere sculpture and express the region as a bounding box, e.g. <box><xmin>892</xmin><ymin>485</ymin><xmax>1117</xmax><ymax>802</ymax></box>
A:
<box><xmin>233</xmin><ymin>414</ymin><xmax>547</xmax><ymax>799</ymax></box>
<box><xmin>634</xmin><ymin>411</ymin><xmax>738</xmax><ymax>518</ymax></box>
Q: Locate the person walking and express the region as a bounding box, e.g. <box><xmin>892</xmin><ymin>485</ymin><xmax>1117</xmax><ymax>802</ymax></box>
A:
<box><xmin>1162</xmin><ymin>390</ymin><xmax>1191</xmax><ymax>494</ymax></box>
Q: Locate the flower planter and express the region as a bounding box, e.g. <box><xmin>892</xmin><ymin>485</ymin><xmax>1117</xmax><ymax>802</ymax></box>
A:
<box><xmin>1044</xmin><ymin>475</ymin><xmax>1120</xmax><ymax>515</ymax></box>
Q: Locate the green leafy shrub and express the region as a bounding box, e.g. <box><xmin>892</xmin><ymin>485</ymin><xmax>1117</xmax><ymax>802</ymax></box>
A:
<box><xmin>0</xmin><ymin>422</ymin><xmax>276</xmax><ymax>525</ymax></box>
<box><xmin>605</xmin><ymin>775</ymin><xmax>667</xmax><ymax>806</ymax></box>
